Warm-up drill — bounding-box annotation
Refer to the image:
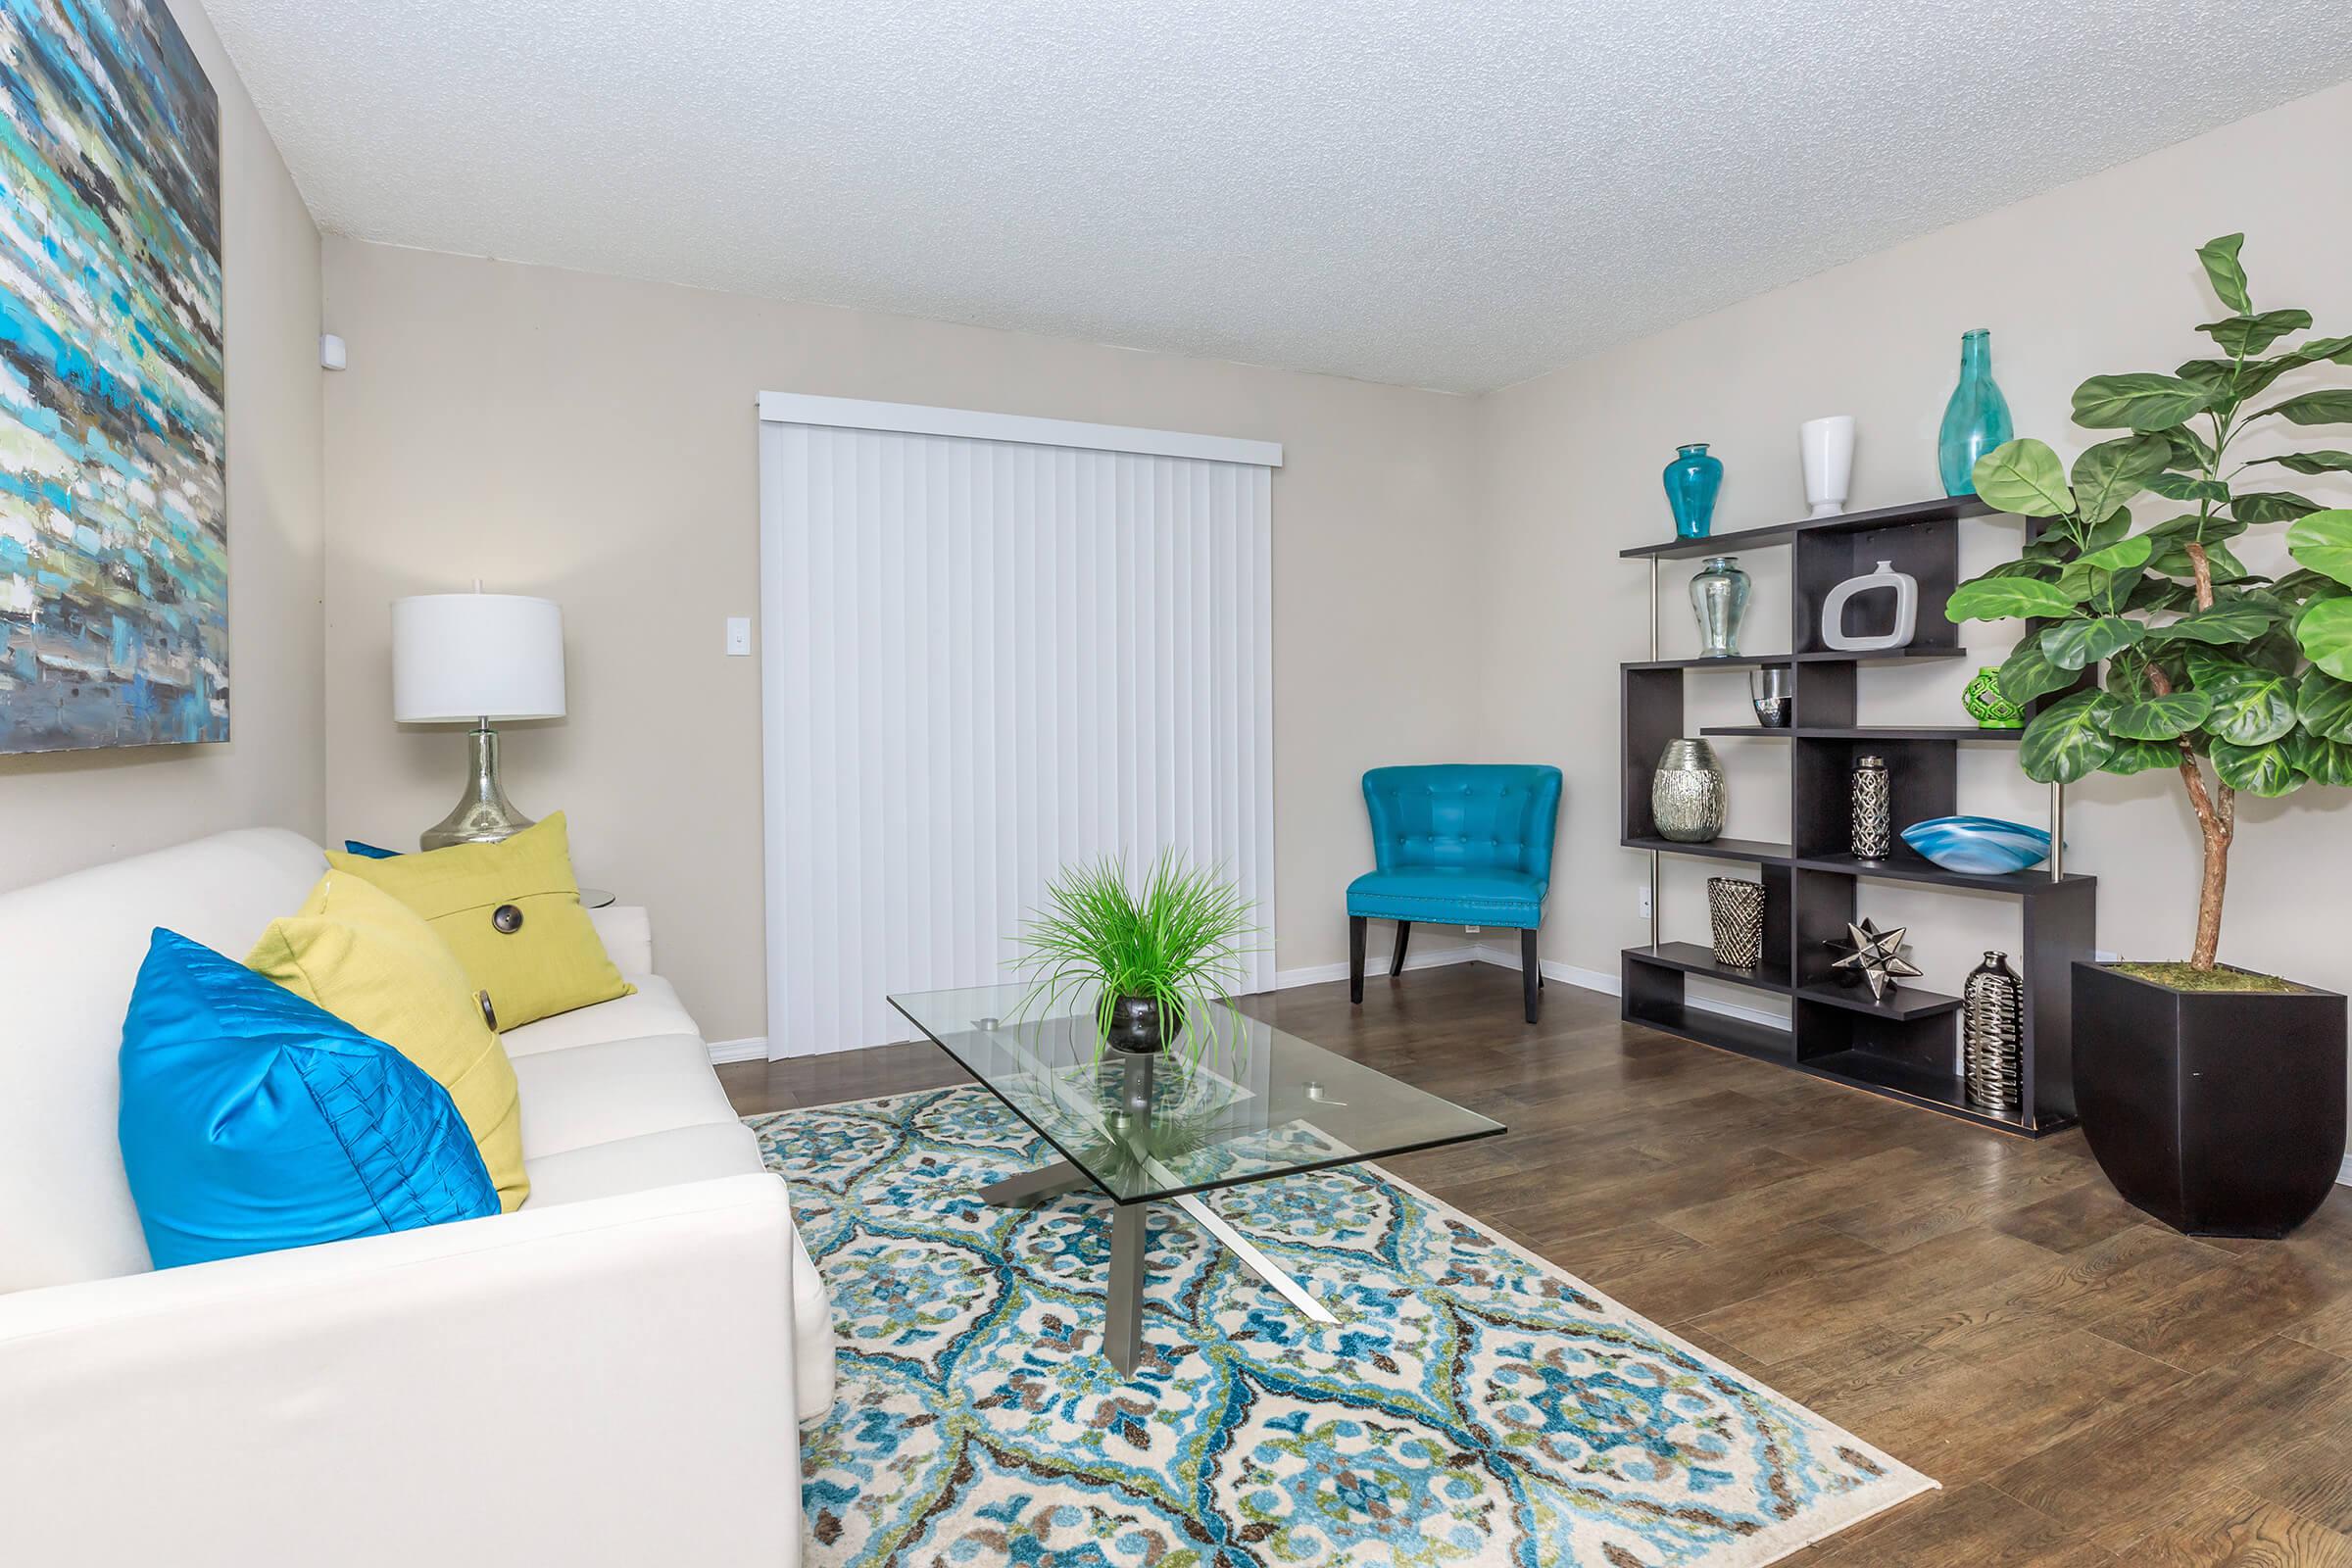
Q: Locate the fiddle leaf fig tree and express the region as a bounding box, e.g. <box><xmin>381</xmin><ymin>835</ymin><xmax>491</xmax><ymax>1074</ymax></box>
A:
<box><xmin>1946</xmin><ymin>233</ymin><xmax>2352</xmax><ymax>972</ymax></box>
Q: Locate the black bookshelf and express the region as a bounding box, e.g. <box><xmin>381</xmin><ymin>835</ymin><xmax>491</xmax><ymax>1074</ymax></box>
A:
<box><xmin>1619</xmin><ymin>495</ymin><xmax>2093</xmax><ymax>1137</ymax></box>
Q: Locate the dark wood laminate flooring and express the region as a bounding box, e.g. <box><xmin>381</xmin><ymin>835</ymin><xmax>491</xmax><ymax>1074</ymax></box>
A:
<box><xmin>719</xmin><ymin>961</ymin><xmax>2352</xmax><ymax>1565</ymax></box>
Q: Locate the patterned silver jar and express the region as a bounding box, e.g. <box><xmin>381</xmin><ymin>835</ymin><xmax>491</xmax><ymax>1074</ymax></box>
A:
<box><xmin>1707</xmin><ymin>877</ymin><xmax>1766</xmax><ymax>969</ymax></box>
<box><xmin>1851</xmin><ymin>754</ymin><xmax>1891</xmax><ymax>859</ymax></box>
<box><xmin>1963</xmin><ymin>951</ymin><xmax>2024</xmax><ymax>1113</ymax></box>
<box><xmin>1651</xmin><ymin>739</ymin><xmax>1725</xmax><ymax>844</ymax></box>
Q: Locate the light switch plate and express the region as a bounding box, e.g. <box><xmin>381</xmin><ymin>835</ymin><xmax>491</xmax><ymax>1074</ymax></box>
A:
<box><xmin>725</xmin><ymin>616</ymin><xmax>751</xmax><ymax>656</ymax></box>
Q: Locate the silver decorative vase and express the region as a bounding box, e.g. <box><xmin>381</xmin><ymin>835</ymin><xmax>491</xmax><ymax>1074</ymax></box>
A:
<box><xmin>420</xmin><ymin>724</ymin><xmax>538</xmax><ymax>850</ymax></box>
<box><xmin>1690</xmin><ymin>556</ymin><xmax>1750</xmax><ymax>659</ymax></box>
<box><xmin>1851</xmin><ymin>754</ymin><xmax>1890</xmax><ymax>859</ymax></box>
<box><xmin>1651</xmin><ymin>739</ymin><xmax>1726</xmax><ymax>844</ymax></box>
<box><xmin>1963</xmin><ymin>951</ymin><xmax>2024</xmax><ymax>1113</ymax></box>
<box><xmin>1707</xmin><ymin>877</ymin><xmax>1766</xmax><ymax>969</ymax></box>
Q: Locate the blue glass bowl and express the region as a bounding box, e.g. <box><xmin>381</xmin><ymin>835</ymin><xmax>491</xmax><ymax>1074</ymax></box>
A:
<box><xmin>1900</xmin><ymin>815</ymin><xmax>2055</xmax><ymax>875</ymax></box>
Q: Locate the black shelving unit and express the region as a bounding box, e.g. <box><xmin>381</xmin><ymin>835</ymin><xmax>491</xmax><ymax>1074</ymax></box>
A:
<box><xmin>1619</xmin><ymin>495</ymin><xmax>2094</xmax><ymax>1137</ymax></box>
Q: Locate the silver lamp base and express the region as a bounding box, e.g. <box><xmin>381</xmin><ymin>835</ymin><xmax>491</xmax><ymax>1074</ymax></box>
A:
<box><xmin>421</xmin><ymin>724</ymin><xmax>536</xmax><ymax>850</ymax></box>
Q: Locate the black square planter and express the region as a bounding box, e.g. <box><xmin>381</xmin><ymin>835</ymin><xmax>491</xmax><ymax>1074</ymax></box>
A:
<box><xmin>2073</xmin><ymin>961</ymin><xmax>2346</xmax><ymax>1239</ymax></box>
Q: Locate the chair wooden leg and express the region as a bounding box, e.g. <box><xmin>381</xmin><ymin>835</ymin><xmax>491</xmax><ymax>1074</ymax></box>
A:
<box><xmin>1348</xmin><ymin>915</ymin><xmax>1367</xmax><ymax>1004</ymax></box>
<box><xmin>1390</xmin><ymin>920</ymin><xmax>1411</xmax><ymax>977</ymax></box>
<box><xmin>1521</xmin><ymin>928</ymin><xmax>1541</xmax><ymax>1024</ymax></box>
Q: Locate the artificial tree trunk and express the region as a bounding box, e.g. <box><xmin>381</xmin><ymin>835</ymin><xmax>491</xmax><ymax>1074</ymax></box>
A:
<box><xmin>2157</xmin><ymin>542</ymin><xmax>2234</xmax><ymax>972</ymax></box>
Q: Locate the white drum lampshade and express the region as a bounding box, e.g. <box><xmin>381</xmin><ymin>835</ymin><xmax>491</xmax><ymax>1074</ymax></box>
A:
<box><xmin>393</xmin><ymin>594</ymin><xmax>565</xmax><ymax>723</ymax></box>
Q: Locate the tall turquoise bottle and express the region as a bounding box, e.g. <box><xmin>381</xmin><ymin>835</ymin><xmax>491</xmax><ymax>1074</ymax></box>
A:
<box><xmin>1938</xmin><ymin>328</ymin><xmax>2013</xmax><ymax>496</ymax></box>
<box><xmin>1663</xmin><ymin>443</ymin><xmax>1723</xmax><ymax>539</ymax></box>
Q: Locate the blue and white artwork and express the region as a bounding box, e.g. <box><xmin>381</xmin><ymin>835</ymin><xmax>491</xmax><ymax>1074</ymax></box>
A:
<box><xmin>0</xmin><ymin>0</ymin><xmax>223</xmax><ymax>753</ymax></box>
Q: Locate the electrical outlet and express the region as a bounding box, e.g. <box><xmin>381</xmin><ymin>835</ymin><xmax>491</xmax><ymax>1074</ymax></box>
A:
<box><xmin>2094</xmin><ymin>948</ymin><xmax>2120</xmax><ymax>964</ymax></box>
<box><xmin>725</xmin><ymin>616</ymin><xmax>751</xmax><ymax>657</ymax></box>
<box><xmin>1463</xmin><ymin>925</ymin><xmax>1481</xmax><ymax>935</ymax></box>
<box><xmin>1638</xmin><ymin>884</ymin><xmax>1653</xmax><ymax>920</ymax></box>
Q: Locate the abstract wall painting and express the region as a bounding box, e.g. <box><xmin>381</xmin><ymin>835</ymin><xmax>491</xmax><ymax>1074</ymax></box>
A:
<box><xmin>0</xmin><ymin>0</ymin><xmax>223</xmax><ymax>753</ymax></box>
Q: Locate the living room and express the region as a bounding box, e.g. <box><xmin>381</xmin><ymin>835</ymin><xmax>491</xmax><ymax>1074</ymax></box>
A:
<box><xmin>5</xmin><ymin>2</ymin><xmax>2351</xmax><ymax>1564</ymax></box>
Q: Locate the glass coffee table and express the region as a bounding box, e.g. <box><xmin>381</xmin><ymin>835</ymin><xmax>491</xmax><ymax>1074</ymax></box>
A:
<box><xmin>888</xmin><ymin>984</ymin><xmax>1505</xmax><ymax>1373</ymax></box>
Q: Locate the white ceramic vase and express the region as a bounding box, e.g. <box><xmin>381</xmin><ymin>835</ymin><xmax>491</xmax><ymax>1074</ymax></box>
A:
<box><xmin>1800</xmin><ymin>415</ymin><xmax>1855</xmax><ymax>518</ymax></box>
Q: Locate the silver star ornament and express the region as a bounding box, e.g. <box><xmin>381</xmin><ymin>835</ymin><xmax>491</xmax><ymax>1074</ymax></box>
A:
<box><xmin>1829</xmin><ymin>919</ymin><xmax>1924</xmax><ymax>1001</ymax></box>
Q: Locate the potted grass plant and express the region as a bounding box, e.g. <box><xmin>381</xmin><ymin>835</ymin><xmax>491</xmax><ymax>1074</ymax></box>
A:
<box><xmin>1946</xmin><ymin>233</ymin><xmax>2351</xmax><ymax>1237</ymax></box>
<box><xmin>1013</xmin><ymin>854</ymin><xmax>1258</xmax><ymax>1060</ymax></box>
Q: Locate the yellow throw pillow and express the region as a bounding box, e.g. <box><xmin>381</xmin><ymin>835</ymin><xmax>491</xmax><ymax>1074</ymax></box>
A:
<box><xmin>324</xmin><ymin>812</ymin><xmax>634</xmax><ymax>1031</ymax></box>
<box><xmin>247</xmin><ymin>869</ymin><xmax>529</xmax><ymax>1212</ymax></box>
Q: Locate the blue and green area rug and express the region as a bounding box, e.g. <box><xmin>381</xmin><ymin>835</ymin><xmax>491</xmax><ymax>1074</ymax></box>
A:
<box><xmin>748</xmin><ymin>1088</ymin><xmax>1932</xmax><ymax>1567</ymax></box>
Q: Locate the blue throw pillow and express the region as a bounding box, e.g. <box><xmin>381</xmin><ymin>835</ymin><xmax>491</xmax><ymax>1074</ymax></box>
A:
<box><xmin>342</xmin><ymin>840</ymin><xmax>402</xmax><ymax>858</ymax></box>
<box><xmin>118</xmin><ymin>929</ymin><xmax>499</xmax><ymax>1269</ymax></box>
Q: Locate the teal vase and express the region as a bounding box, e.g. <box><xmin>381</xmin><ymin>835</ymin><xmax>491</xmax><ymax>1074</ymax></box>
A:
<box><xmin>1938</xmin><ymin>329</ymin><xmax>2013</xmax><ymax>497</ymax></box>
<box><xmin>1663</xmin><ymin>443</ymin><xmax>1723</xmax><ymax>539</ymax></box>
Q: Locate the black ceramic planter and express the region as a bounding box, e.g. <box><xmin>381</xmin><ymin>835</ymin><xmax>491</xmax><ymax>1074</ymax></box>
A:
<box><xmin>2073</xmin><ymin>961</ymin><xmax>2346</xmax><ymax>1239</ymax></box>
<box><xmin>1101</xmin><ymin>993</ymin><xmax>1179</xmax><ymax>1054</ymax></box>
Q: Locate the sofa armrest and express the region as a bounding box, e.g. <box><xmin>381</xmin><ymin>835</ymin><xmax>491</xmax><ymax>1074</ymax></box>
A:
<box><xmin>588</xmin><ymin>902</ymin><xmax>654</xmax><ymax>973</ymax></box>
<box><xmin>0</xmin><ymin>1174</ymin><xmax>802</xmax><ymax>1568</ymax></box>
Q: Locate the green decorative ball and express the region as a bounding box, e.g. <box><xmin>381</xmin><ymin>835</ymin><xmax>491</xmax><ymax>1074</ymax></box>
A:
<box><xmin>1964</xmin><ymin>665</ymin><xmax>2025</xmax><ymax>729</ymax></box>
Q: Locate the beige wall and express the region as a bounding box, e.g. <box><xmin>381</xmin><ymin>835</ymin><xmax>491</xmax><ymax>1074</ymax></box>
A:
<box><xmin>0</xmin><ymin>0</ymin><xmax>323</xmax><ymax>889</ymax></box>
<box><xmin>319</xmin><ymin>240</ymin><xmax>1482</xmax><ymax>1044</ymax></box>
<box><xmin>1477</xmin><ymin>81</ymin><xmax>2352</xmax><ymax>1022</ymax></box>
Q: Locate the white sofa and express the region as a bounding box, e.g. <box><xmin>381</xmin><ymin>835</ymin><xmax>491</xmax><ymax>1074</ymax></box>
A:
<box><xmin>0</xmin><ymin>828</ymin><xmax>832</xmax><ymax>1567</ymax></box>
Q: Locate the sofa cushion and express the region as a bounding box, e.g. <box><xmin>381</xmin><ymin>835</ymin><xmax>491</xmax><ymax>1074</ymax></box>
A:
<box><xmin>498</xmin><ymin>974</ymin><xmax>698</xmax><ymax>1058</ymax></box>
<box><xmin>119</xmin><ymin>931</ymin><xmax>500</xmax><ymax>1269</ymax></box>
<box><xmin>520</xmin><ymin>1121</ymin><xmax>766</xmax><ymax>1206</ymax></box>
<box><xmin>511</xmin><ymin>1034</ymin><xmax>738</xmax><ymax>1158</ymax></box>
<box><xmin>0</xmin><ymin>829</ymin><xmax>329</xmax><ymax>1293</ymax></box>
<box><xmin>1345</xmin><ymin>865</ymin><xmax>1548</xmax><ymax>926</ymax></box>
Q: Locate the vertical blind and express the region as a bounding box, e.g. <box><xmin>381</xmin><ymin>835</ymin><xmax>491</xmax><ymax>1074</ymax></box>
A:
<box><xmin>758</xmin><ymin>398</ymin><xmax>1279</xmax><ymax>1057</ymax></box>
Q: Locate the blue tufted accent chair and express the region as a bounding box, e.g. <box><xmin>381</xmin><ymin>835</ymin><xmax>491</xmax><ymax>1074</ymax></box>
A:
<box><xmin>1347</xmin><ymin>764</ymin><xmax>1563</xmax><ymax>1024</ymax></box>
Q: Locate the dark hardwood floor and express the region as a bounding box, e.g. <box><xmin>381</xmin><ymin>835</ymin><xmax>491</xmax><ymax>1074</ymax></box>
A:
<box><xmin>719</xmin><ymin>961</ymin><xmax>2352</xmax><ymax>1566</ymax></box>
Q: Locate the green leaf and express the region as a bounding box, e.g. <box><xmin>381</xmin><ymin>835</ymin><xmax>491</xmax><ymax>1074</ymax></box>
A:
<box><xmin>2143</xmin><ymin>513</ymin><xmax>2246</xmax><ymax>546</ymax></box>
<box><xmin>2210</xmin><ymin>739</ymin><xmax>2298</xmax><ymax>796</ymax></box>
<box><xmin>1945</xmin><ymin>575</ymin><xmax>2083</xmax><ymax>622</ymax></box>
<box><xmin>2072</xmin><ymin>373</ymin><xmax>2215</xmax><ymax>432</ymax></box>
<box><xmin>2040</xmin><ymin>615</ymin><xmax>2144</xmax><ymax>671</ymax></box>
<box><xmin>2019</xmin><ymin>690</ymin><xmax>2114</xmax><ymax>784</ymax></box>
<box><xmin>2202</xmin><ymin>670</ymin><xmax>2298</xmax><ymax>745</ymax></box>
<box><xmin>1997</xmin><ymin>636</ymin><xmax>2079</xmax><ymax>708</ymax></box>
<box><xmin>2145</xmin><ymin>601</ymin><xmax>2283</xmax><ymax>646</ymax></box>
<box><xmin>2283</xmin><ymin>334</ymin><xmax>2352</xmax><ymax>368</ymax></box>
<box><xmin>2106</xmin><ymin>689</ymin><xmax>2214</xmax><ymax>741</ymax></box>
<box><xmin>2128</xmin><ymin>575</ymin><xmax>2196</xmax><ymax>613</ymax></box>
<box><xmin>2161</xmin><ymin>423</ymin><xmax>2217</xmax><ymax>469</ymax></box>
<box><xmin>2183</xmin><ymin>646</ymin><xmax>2260</xmax><ymax>689</ymax></box>
<box><xmin>2196</xmin><ymin>233</ymin><xmax>2251</xmax><ymax>314</ymax></box>
<box><xmin>2296</xmin><ymin>667</ymin><xmax>2352</xmax><ymax>742</ymax></box>
<box><xmin>2273</xmin><ymin>567</ymin><xmax>2347</xmax><ymax>602</ymax></box>
<box><xmin>2069</xmin><ymin>435</ymin><xmax>2172</xmax><ymax>523</ymax></box>
<box><xmin>2103</xmin><ymin>737</ymin><xmax>2182</xmax><ymax>776</ymax></box>
<box><xmin>2286</xmin><ymin>510</ymin><xmax>2352</xmax><ymax>588</ymax></box>
<box><xmin>2231</xmin><ymin>491</ymin><xmax>2323</xmax><ymax>524</ymax></box>
<box><xmin>1970</xmin><ymin>439</ymin><xmax>2075</xmax><ymax>517</ymax></box>
<box><xmin>2253</xmin><ymin>450</ymin><xmax>2352</xmax><ymax>476</ymax></box>
<box><xmin>1980</xmin><ymin>558</ymin><xmax>2061</xmax><ymax>581</ymax></box>
<box><xmin>2255</xmin><ymin>390</ymin><xmax>2352</xmax><ymax>427</ymax></box>
<box><xmin>2197</xmin><ymin>309</ymin><xmax>2312</xmax><ymax>357</ymax></box>
<box><xmin>2076</xmin><ymin>532</ymin><xmax>2155</xmax><ymax>573</ymax></box>
<box><xmin>2296</xmin><ymin>595</ymin><xmax>2352</xmax><ymax>681</ymax></box>
<box><xmin>2286</xmin><ymin>728</ymin><xmax>2352</xmax><ymax>786</ymax></box>
<box><xmin>2142</xmin><ymin>470</ymin><xmax>2232</xmax><ymax>504</ymax></box>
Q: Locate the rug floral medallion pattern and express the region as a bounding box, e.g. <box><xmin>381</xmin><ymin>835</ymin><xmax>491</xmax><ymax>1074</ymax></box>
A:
<box><xmin>748</xmin><ymin>1088</ymin><xmax>1931</xmax><ymax>1568</ymax></box>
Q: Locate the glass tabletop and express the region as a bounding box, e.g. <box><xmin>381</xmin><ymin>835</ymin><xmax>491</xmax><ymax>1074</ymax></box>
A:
<box><xmin>887</xmin><ymin>983</ymin><xmax>1505</xmax><ymax>1204</ymax></box>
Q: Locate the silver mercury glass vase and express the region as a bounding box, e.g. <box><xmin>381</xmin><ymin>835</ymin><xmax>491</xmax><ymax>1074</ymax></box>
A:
<box><xmin>1690</xmin><ymin>556</ymin><xmax>1751</xmax><ymax>659</ymax></box>
<box><xmin>1651</xmin><ymin>739</ymin><xmax>1726</xmax><ymax>844</ymax></box>
<box><xmin>1963</xmin><ymin>951</ymin><xmax>2025</xmax><ymax>1113</ymax></box>
<box><xmin>1851</xmin><ymin>754</ymin><xmax>1891</xmax><ymax>859</ymax></box>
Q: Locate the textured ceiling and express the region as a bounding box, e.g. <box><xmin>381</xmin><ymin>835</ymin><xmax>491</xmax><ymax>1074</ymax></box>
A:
<box><xmin>201</xmin><ymin>0</ymin><xmax>2352</xmax><ymax>393</ymax></box>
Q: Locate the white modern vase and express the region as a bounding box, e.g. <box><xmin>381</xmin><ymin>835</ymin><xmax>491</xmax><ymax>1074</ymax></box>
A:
<box><xmin>1800</xmin><ymin>415</ymin><xmax>1855</xmax><ymax>519</ymax></box>
<box><xmin>1820</xmin><ymin>560</ymin><xmax>1919</xmax><ymax>652</ymax></box>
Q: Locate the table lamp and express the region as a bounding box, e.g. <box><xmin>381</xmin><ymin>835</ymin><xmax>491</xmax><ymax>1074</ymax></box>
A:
<box><xmin>393</xmin><ymin>588</ymin><xmax>565</xmax><ymax>850</ymax></box>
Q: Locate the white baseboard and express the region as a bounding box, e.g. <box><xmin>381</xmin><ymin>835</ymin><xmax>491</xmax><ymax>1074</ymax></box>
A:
<box><xmin>707</xmin><ymin>1036</ymin><xmax>769</xmax><ymax>1065</ymax></box>
<box><xmin>2341</xmin><ymin>1153</ymin><xmax>2352</xmax><ymax>1190</ymax></box>
<box><xmin>1273</xmin><ymin>945</ymin><xmax>1485</xmax><ymax>990</ymax></box>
